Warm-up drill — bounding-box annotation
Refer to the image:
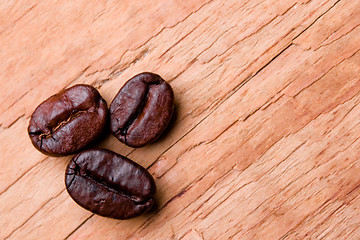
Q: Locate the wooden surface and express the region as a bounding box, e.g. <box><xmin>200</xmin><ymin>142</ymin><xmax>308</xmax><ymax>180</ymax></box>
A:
<box><xmin>1</xmin><ymin>0</ymin><xmax>360</xmax><ymax>239</ymax></box>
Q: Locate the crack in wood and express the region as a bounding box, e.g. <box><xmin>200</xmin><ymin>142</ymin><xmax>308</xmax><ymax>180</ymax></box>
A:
<box><xmin>292</xmin><ymin>47</ymin><xmax>360</xmax><ymax>98</ymax></box>
<box><xmin>315</xmin><ymin>23</ymin><xmax>360</xmax><ymax>51</ymax></box>
<box><xmin>64</xmin><ymin>214</ymin><xmax>94</xmax><ymax>240</ymax></box>
<box><xmin>4</xmin><ymin>189</ymin><xmax>65</xmax><ymax>240</ymax></box>
<box><xmin>0</xmin><ymin>156</ymin><xmax>49</xmax><ymax>196</ymax></box>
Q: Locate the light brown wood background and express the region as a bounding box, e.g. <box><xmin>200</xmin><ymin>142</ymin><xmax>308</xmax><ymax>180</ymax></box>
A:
<box><xmin>1</xmin><ymin>0</ymin><xmax>360</xmax><ymax>239</ymax></box>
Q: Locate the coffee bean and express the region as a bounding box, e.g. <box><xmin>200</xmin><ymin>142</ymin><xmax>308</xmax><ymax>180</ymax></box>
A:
<box><xmin>28</xmin><ymin>85</ymin><xmax>109</xmax><ymax>156</ymax></box>
<box><xmin>110</xmin><ymin>72</ymin><xmax>174</xmax><ymax>148</ymax></box>
<box><xmin>65</xmin><ymin>148</ymin><xmax>156</xmax><ymax>219</ymax></box>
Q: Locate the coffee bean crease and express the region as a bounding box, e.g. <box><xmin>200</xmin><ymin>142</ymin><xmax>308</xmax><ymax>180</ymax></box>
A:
<box><xmin>28</xmin><ymin>84</ymin><xmax>109</xmax><ymax>156</ymax></box>
<box><xmin>110</xmin><ymin>72</ymin><xmax>174</xmax><ymax>147</ymax></box>
<box><xmin>65</xmin><ymin>149</ymin><xmax>156</xmax><ymax>219</ymax></box>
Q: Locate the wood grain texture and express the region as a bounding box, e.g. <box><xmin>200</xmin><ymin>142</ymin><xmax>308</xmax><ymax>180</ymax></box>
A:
<box><xmin>1</xmin><ymin>0</ymin><xmax>360</xmax><ymax>239</ymax></box>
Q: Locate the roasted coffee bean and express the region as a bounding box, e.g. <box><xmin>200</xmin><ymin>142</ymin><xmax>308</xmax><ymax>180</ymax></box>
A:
<box><xmin>110</xmin><ymin>72</ymin><xmax>174</xmax><ymax>148</ymax></box>
<box><xmin>65</xmin><ymin>148</ymin><xmax>156</xmax><ymax>219</ymax></box>
<box><xmin>28</xmin><ymin>85</ymin><xmax>109</xmax><ymax>156</ymax></box>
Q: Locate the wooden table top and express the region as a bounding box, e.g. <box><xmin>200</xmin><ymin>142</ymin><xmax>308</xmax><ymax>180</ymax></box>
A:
<box><xmin>1</xmin><ymin>0</ymin><xmax>360</xmax><ymax>239</ymax></box>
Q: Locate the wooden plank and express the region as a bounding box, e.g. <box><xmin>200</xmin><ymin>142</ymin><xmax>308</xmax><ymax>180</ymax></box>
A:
<box><xmin>1</xmin><ymin>0</ymin><xmax>360</xmax><ymax>239</ymax></box>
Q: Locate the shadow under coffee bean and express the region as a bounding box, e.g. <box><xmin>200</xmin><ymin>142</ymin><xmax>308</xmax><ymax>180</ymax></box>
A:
<box><xmin>28</xmin><ymin>84</ymin><xmax>109</xmax><ymax>156</ymax></box>
<box><xmin>65</xmin><ymin>149</ymin><xmax>156</xmax><ymax>219</ymax></box>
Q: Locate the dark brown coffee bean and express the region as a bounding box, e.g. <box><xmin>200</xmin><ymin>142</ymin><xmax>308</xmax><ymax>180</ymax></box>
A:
<box><xmin>110</xmin><ymin>72</ymin><xmax>174</xmax><ymax>148</ymax></box>
<box><xmin>28</xmin><ymin>85</ymin><xmax>109</xmax><ymax>156</ymax></box>
<box><xmin>65</xmin><ymin>148</ymin><xmax>156</xmax><ymax>219</ymax></box>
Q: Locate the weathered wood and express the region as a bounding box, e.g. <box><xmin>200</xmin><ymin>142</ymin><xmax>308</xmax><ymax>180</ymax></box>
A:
<box><xmin>1</xmin><ymin>0</ymin><xmax>360</xmax><ymax>239</ymax></box>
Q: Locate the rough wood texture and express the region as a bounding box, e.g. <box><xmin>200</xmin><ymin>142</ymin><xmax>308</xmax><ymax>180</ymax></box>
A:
<box><xmin>1</xmin><ymin>0</ymin><xmax>360</xmax><ymax>239</ymax></box>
